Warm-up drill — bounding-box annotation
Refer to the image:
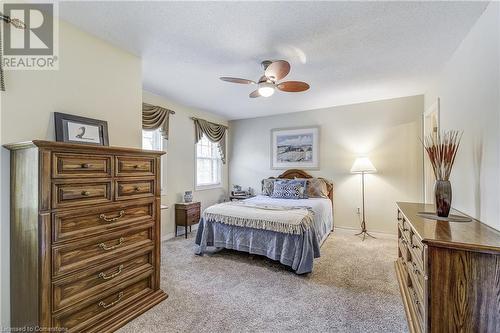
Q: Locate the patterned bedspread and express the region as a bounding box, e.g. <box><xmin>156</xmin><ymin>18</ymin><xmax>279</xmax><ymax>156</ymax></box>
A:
<box><xmin>195</xmin><ymin>195</ymin><xmax>333</xmax><ymax>274</ymax></box>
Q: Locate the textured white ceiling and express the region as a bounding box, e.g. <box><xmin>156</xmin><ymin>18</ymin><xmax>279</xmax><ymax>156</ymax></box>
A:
<box><xmin>60</xmin><ymin>1</ymin><xmax>487</xmax><ymax>120</ymax></box>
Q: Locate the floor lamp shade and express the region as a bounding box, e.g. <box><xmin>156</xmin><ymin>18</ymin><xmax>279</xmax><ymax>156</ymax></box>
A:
<box><xmin>351</xmin><ymin>157</ymin><xmax>377</xmax><ymax>174</ymax></box>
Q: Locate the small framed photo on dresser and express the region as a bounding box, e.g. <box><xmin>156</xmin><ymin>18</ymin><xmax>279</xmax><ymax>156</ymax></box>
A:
<box><xmin>54</xmin><ymin>112</ymin><xmax>109</xmax><ymax>146</ymax></box>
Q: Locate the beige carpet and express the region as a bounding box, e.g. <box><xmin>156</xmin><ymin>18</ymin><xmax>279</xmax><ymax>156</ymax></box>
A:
<box><xmin>118</xmin><ymin>228</ymin><xmax>408</xmax><ymax>333</ymax></box>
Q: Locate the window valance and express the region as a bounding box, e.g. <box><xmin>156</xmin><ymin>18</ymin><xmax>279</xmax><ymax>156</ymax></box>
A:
<box><xmin>192</xmin><ymin>117</ymin><xmax>228</xmax><ymax>164</ymax></box>
<box><xmin>142</xmin><ymin>102</ymin><xmax>175</xmax><ymax>139</ymax></box>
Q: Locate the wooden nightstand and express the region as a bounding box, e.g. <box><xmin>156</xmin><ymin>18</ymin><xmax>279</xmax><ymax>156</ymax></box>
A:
<box><xmin>175</xmin><ymin>202</ymin><xmax>201</xmax><ymax>238</ymax></box>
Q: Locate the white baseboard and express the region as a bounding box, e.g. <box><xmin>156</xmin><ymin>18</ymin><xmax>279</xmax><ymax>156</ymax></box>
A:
<box><xmin>334</xmin><ymin>226</ymin><xmax>397</xmax><ymax>239</ymax></box>
<box><xmin>161</xmin><ymin>233</ymin><xmax>175</xmax><ymax>242</ymax></box>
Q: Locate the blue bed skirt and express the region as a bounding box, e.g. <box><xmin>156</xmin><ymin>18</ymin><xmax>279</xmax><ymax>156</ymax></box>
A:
<box><xmin>195</xmin><ymin>218</ymin><xmax>323</xmax><ymax>274</ymax></box>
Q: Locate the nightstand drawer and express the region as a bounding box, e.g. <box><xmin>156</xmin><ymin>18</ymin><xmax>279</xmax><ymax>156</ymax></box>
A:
<box><xmin>187</xmin><ymin>213</ymin><xmax>200</xmax><ymax>225</ymax></box>
<box><xmin>176</xmin><ymin>202</ymin><xmax>200</xmax><ymax>210</ymax></box>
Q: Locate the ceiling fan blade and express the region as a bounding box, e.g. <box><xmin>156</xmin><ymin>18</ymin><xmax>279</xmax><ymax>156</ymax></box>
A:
<box><xmin>249</xmin><ymin>90</ymin><xmax>261</xmax><ymax>98</ymax></box>
<box><xmin>265</xmin><ymin>60</ymin><xmax>290</xmax><ymax>81</ymax></box>
<box><xmin>220</xmin><ymin>77</ymin><xmax>256</xmax><ymax>84</ymax></box>
<box><xmin>277</xmin><ymin>81</ymin><xmax>310</xmax><ymax>92</ymax></box>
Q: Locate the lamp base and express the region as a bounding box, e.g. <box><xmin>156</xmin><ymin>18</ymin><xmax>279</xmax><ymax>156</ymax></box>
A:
<box><xmin>355</xmin><ymin>220</ymin><xmax>376</xmax><ymax>241</ymax></box>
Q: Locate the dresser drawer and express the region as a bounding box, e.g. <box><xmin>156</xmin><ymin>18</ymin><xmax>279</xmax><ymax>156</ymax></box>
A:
<box><xmin>408</xmin><ymin>257</ymin><xmax>424</xmax><ymax>299</ymax></box>
<box><xmin>115</xmin><ymin>179</ymin><xmax>155</xmax><ymax>200</ymax></box>
<box><xmin>410</xmin><ymin>232</ymin><xmax>424</xmax><ymax>265</ymax></box>
<box><xmin>396</xmin><ymin>257</ymin><xmax>410</xmax><ymax>288</ymax></box>
<box><xmin>52</xmin><ymin>225</ymin><xmax>154</xmax><ymax>277</ymax></box>
<box><xmin>53</xmin><ymin>250</ymin><xmax>153</xmax><ymax>312</ymax></box>
<box><xmin>53</xmin><ymin>200</ymin><xmax>154</xmax><ymax>243</ymax></box>
<box><xmin>408</xmin><ymin>284</ymin><xmax>424</xmax><ymax>332</ymax></box>
<box><xmin>53</xmin><ymin>153</ymin><xmax>112</xmax><ymax>178</ymax></box>
<box><xmin>398</xmin><ymin>237</ymin><xmax>410</xmax><ymax>263</ymax></box>
<box><xmin>115</xmin><ymin>156</ymin><xmax>155</xmax><ymax>177</ymax></box>
<box><xmin>53</xmin><ymin>181</ymin><xmax>112</xmax><ymax>209</ymax></box>
<box><xmin>53</xmin><ymin>272</ymin><xmax>153</xmax><ymax>332</ymax></box>
<box><xmin>397</xmin><ymin>209</ymin><xmax>412</xmax><ymax>241</ymax></box>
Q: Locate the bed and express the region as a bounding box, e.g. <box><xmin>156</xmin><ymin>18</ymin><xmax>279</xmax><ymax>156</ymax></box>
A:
<box><xmin>195</xmin><ymin>169</ymin><xmax>334</xmax><ymax>274</ymax></box>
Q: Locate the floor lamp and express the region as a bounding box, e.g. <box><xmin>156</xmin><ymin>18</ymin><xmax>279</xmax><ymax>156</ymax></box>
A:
<box><xmin>351</xmin><ymin>157</ymin><xmax>377</xmax><ymax>241</ymax></box>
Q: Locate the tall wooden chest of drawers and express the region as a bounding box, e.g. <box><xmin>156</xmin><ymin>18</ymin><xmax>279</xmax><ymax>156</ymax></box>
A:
<box><xmin>6</xmin><ymin>140</ymin><xmax>168</xmax><ymax>332</ymax></box>
<box><xmin>395</xmin><ymin>202</ymin><xmax>500</xmax><ymax>333</ymax></box>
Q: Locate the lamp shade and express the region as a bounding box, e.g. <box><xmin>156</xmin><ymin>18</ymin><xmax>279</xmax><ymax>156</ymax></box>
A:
<box><xmin>351</xmin><ymin>157</ymin><xmax>377</xmax><ymax>173</ymax></box>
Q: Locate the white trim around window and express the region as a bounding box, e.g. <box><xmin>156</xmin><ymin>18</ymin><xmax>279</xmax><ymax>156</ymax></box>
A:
<box><xmin>195</xmin><ymin>134</ymin><xmax>222</xmax><ymax>190</ymax></box>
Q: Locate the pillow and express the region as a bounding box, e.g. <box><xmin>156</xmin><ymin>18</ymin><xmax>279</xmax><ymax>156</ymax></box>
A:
<box><xmin>275</xmin><ymin>179</ymin><xmax>308</xmax><ymax>198</ymax></box>
<box><xmin>271</xmin><ymin>182</ymin><xmax>305</xmax><ymax>199</ymax></box>
<box><xmin>296</xmin><ymin>178</ymin><xmax>329</xmax><ymax>198</ymax></box>
<box><xmin>261</xmin><ymin>179</ymin><xmax>275</xmax><ymax>196</ymax></box>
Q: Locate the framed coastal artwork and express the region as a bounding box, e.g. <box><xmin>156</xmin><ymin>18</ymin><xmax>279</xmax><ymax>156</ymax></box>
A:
<box><xmin>54</xmin><ymin>112</ymin><xmax>109</xmax><ymax>146</ymax></box>
<box><xmin>271</xmin><ymin>126</ymin><xmax>319</xmax><ymax>169</ymax></box>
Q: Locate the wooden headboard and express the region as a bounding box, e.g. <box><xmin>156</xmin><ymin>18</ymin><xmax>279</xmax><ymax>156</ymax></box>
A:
<box><xmin>268</xmin><ymin>169</ymin><xmax>334</xmax><ymax>204</ymax></box>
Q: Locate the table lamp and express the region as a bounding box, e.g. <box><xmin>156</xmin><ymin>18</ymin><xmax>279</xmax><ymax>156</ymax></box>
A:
<box><xmin>351</xmin><ymin>157</ymin><xmax>377</xmax><ymax>240</ymax></box>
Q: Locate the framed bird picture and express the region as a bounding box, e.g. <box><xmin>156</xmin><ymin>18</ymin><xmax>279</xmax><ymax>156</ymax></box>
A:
<box><xmin>54</xmin><ymin>112</ymin><xmax>109</xmax><ymax>146</ymax></box>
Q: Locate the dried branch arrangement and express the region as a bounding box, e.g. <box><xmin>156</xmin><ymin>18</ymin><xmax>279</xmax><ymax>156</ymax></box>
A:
<box><xmin>423</xmin><ymin>130</ymin><xmax>463</xmax><ymax>181</ymax></box>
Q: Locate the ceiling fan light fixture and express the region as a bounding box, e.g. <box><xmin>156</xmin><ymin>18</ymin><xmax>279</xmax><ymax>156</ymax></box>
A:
<box><xmin>258</xmin><ymin>82</ymin><xmax>275</xmax><ymax>97</ymax></box>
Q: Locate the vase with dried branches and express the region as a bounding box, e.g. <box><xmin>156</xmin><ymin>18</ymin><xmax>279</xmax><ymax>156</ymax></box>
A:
<box><xmin>423</xmin><ymin>130</ymin><xmax>462</xmax><ymax>217</ymax></box>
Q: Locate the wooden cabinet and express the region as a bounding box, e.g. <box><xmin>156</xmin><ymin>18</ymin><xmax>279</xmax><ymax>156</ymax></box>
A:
<box><xmin>175</xmin><ymin>202</ymin><xmax>201</xmax><ymax>238</ymax></box>
<box><xmin>6</xmin><ymin>140</ymin><xmax>168</xmax><ymax>332</ymax></box>
<box><xmin>395</xmin><ymin>202</ymin><xmax>500</xmax><ymax>333</ymax></box>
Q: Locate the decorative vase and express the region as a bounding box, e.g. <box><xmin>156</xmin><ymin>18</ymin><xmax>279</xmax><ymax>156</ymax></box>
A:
<box><xmin>184</xmin><ymin>191</ymin><xmax>193</xmax><ymax>203</ymax></box>
<box><xmin>434</xmin><ymin>180</ymin><xmax>452</xmax><ymax>217</ymax></box>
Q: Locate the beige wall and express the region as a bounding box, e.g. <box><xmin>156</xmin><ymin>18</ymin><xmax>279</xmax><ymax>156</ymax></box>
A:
<box><xmin>425</xmin><ymin>2</ymin><xmax>499</xmax><ymax>231</ymax></box>
<box><xmin>142</xmin><ymin>91</ymin><xmax>229</xmax><ymax>239</ymax></box>
<box><xmin>0</xmin><ymin>20</ymin><xmax>142</xmax><ymax>327</ymax></box>
<box><xmin>229</xmin><ymin>96</ymin><xmax>424</xmax><ymax>234</ymax></box>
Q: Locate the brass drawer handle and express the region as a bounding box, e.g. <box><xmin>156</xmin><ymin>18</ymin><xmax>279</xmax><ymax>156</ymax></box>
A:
<box><xmin>98</xmin><ymin>237</ymin><xmax>125</xmax><ymax>251</ymax></box>
<box><xmin>411</xmin><ymin>290</ymin><xmax>420</xmax><ymax>305</ymax></box>
<box><xmin>133</xmin><ymin>164</ymin><xmax>139</xmax><ymax>169</ymax></box>
<box><xmin>81</xmin><ymin>191</ymin><xmax>91</xmax><ymax>196</ymax></box>
<box><xmin>134</xmin><ymin>186</ymin><xmax>141</xmax><ymax>192</ymax></box>
<box><xmin>81</xmin><ymin>163</ymin><xmax>90</xmax><ymax>169</ymax></box>
<box><xmin>98</xmin><ymin>292</ymin><xmax>124</xmax><ymax>309</ymax></box>
<box><xmin>412</xmin><ymin>262</ymin><xmax>421</xmax><ymax>275</ymax></box>
<box><xmin>99</xmin><ymin>210</ymin><xmax>125</xmax><ymax>222</ymax></box>
<box><xmin>98</xmin><ymin>265</ymin><xmax>124</xmax><ymax>280</ymax></box>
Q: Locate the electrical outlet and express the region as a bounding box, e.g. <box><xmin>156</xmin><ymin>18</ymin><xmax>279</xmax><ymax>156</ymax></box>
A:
<box><xmin>356</xmin><ymin>207</ymin><xmax>361</xmax><ymax>215</ymax></box>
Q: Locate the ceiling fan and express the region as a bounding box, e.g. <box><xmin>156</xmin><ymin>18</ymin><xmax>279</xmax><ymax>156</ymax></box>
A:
<box><xmin>220</xmin><ymin>60</ymin><xmax>310</xmax><ymax>98</ymax></box>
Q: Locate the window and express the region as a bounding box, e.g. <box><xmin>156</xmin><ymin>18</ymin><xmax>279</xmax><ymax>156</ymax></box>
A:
<box><xmin>142</xmin><ymin>129</ymin><xmax>163</xmax><ymax>151</ymax></box>
<box><xmin>196</xmin><ymin>134</ymin><xmax>222</xmax><ymax>189</ymax></box>
<box><xmin>142</xmin><ymin>129</ymin><xmax>166</xmax><ymax>193</ymax></box>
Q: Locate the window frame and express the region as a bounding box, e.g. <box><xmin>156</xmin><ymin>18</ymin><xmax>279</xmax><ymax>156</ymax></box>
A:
<box><xmin>195</xmin><ymin>134</ymin><xmax>222</xmax><ymax>191</ymax></box>
<box><xmin>142</xmin><ymin>129</ymin><xmax>167</xmax><ymax>195</ymax></box>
